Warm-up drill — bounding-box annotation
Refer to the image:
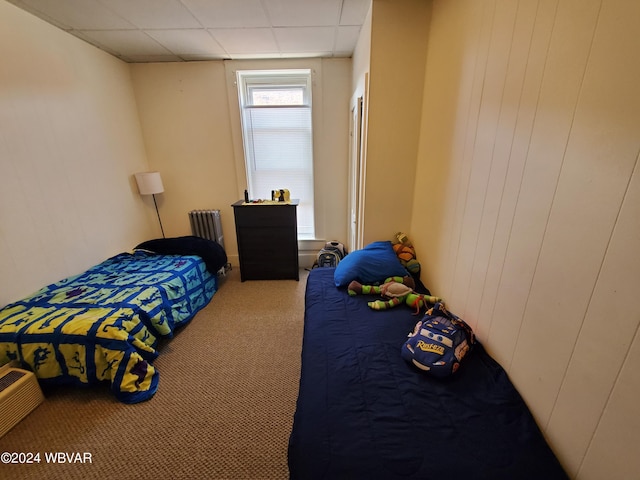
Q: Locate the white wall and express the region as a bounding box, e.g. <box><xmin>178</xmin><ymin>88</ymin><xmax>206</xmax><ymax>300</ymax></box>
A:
<box><xmin>131</xmin><ymin>58</ymin><xmax>352</xmax><ymax>267</ymax></box>
<box><xmin>410</xmin><ymin>0</ymin><xmax>640</xmax><ymax>478</ymax></box>
<box><xmin>361</xmin><ymin>0</ymin><xmax>431</xmax><ymax>244</ymax></box>
<box><xmin>130</xmin><ymin>61</ymin><xmax>239</xmax><ymax>254</ymax></box>
<box><xmin>0</xmin><ymin>1</ymin><xmax>155</xmax><ymax>307</ymax></box>
<box><xmin>351</xmin><ymin>2</ymin><xmax>372</xmax><ymax>99</ymax></box>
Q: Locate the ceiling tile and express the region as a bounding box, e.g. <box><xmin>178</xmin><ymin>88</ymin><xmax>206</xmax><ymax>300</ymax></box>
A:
<box><xmin>274</xmin><ymin>27</ymin><xmax>335</xmax><ymax>53</ymax></box>
<box><xmin>266</xmin><ymin>0</ymin><xmax>342</xmax><ymax>27</ymax></box>
<box><xmin>340</xmin><ymin>0</ymin><xmax>371</xmax><ymax>26</ymax></box>
<box><xmin>279</xmin><ymin>51</ymin><xmax>330</xmax><ymax>59</ymax></box>
<box><xmin>102</xmin><ymin>0</ymin><xmax>201</xmax><ymax>29</ymax></box>
<box><xmin>230</xmin><ymin>52</ymin><xmax>286</xmax><ymax>60</ymax></box>
<box><xmin>79</xmin><ymin>30</ymin><xmax>172</xmax><ymax>56</ymax></box>
<box><xmin>335</xmin><ymin>25</ymin><xmax>361</xmax><ymax>53</ymax></box>
<box><xmin>182</xmin><ymin>0</ymin><xmax>269</xmax><ymax>28</ymax></box>
<box><xmin>209</xmin><ymin>28</ymin><xmax>278</xmax><ymax>55</ymax></box>
<box><xmin>8</xmin><ymin>0</ymin><xmax>368</xmax><ymax>62</ymax></box>
<box><xmin>18</xmin><ymin>0</ymin><xmax>135</xmax><ymax>30</ymax></box>
<box><xmin>122</xmin><ymin>54</ymin><xmax>183</xmax><ymax>63</ymax></box>
<box><xmin>145</xmin><ymin>29</ymin><xmax>226</xmax><ymax>56</ymax></box>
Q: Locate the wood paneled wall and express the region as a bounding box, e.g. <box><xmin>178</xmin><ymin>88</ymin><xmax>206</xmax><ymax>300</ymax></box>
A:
<box><xmin>411</xmin><ymin>0</ymin><xmax>640</xmax><ymax>478</ymax></box>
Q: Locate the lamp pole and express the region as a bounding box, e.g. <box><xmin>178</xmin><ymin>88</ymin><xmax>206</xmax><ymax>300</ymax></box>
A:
<box><xmin>152</xmin><ymin>194</ymin><xmax>165</xmax><ymax>238</ymax></box>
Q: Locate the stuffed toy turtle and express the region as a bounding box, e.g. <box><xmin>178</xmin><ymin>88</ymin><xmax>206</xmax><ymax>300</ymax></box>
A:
<box><xmin>348</xmin><ymin>276</ymin><xmax>442</xmax><ymax>314</ymax></box>
<box><xmin>393</xmin><ymin>232</ymin><xmax>421</xmax><ymax>276</ymax></box>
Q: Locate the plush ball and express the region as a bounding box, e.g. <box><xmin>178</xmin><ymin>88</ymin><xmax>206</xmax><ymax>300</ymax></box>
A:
<box><xmin>393</xmin><ymin>243</ymin><xmax>416</xmax><ymax>262</ymax></box>
<box><xmin>404</xmin><ymin>259</ymin><xmax>421</xmax><ymax>275</ymax></box>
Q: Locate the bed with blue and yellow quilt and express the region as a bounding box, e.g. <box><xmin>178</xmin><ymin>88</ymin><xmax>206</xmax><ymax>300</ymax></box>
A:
<box><xmin>0</xmin><ymin>236</ymin><xmax>227</xmax><ymax>404</ymax></box>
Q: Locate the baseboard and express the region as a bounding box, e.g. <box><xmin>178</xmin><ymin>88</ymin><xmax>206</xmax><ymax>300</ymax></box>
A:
<box><xmin>226</xmin><ymin>252</ymin><xmax>318</xmax><ymax>271</ymax></box>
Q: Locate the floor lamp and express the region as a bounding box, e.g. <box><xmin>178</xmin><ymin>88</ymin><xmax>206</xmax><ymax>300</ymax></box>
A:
<box><xmin>134</xmin><ymin>171</ymin><xmax>165</xmax><ymax>238</ymax></box>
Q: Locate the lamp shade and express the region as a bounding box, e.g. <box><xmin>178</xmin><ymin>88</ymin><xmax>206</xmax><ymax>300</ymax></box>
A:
<box><xmin>135</xmin><ymin>171</ymin><xmax>164</xmax><ymax>195</ymax></box>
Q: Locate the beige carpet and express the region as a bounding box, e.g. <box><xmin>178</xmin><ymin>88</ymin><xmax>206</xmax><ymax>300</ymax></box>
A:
<box><xmin>0</xmin><ymin>267</ymin><xmax>308</xmax><ymax>480</ymax></box>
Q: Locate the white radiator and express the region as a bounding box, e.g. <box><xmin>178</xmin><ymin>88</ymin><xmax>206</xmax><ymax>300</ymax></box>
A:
<box><xmin>0</xmin><ymin>363</ymin><xmax>44</xmax><ymax>438</ymax></box>
<box><xmin>189</xmin><ymin>209</ymin><xmax>224</xmax><ymax>250</ymax></box>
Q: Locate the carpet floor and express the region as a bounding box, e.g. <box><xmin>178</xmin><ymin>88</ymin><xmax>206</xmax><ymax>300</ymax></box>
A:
<box><xmin>0</xmin><ymin>267</ymin><xmax>308</xmax><ymax>480</ymax></box>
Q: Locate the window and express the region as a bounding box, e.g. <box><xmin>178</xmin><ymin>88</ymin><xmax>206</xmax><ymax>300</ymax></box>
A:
<box><xmin>237</xmin><ymin>69</ymin><xmax>315</xmax><ymax>238</ymax></box>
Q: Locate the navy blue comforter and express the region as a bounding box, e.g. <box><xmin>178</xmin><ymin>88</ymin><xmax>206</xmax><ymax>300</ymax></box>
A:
<box><xmin>288</xmin><ymin>268</ymin><xmax>567</xmax><ymax>480</ymax></box>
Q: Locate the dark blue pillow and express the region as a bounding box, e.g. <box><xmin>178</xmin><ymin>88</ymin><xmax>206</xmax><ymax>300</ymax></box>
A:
<box><xmin>135</xmin><ymin>236</ymin><xmax>227</xmax><ymax>275</ymax></box>
<box><xmin>334</xmin><ymin>241</ymin><xmax>408</xmax><ymax>287</ymax></box>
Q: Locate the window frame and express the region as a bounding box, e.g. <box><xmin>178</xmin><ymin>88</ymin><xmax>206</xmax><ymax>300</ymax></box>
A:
<box><xmin>236</xmin><ymin>68</ymin><xmax>315</xmax><ymax>238</ymax></box>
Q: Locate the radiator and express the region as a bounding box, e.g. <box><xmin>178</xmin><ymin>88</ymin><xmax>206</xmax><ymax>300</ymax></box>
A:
<box><xmin>188</xmin><ymin>209</ymin><xmax>231</xmax><ymax>276</ymax></box>
<box><xmin>0</xmin><ymin>363</ymin><xmax>44</xmax><ymax>438</ymax></box>
<box><xmin>189</xmin><ymin>209</ymin><xmax>225</xmax><ymax>250</ymax></box>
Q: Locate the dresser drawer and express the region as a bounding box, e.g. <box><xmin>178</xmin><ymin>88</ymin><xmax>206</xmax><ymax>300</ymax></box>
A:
<box><xmin>233</xmin><ymin>205</ymin><xmax>297</xmax><ymax>227</ymax></box>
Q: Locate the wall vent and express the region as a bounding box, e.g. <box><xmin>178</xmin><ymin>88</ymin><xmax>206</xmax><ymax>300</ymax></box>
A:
<box><xmin>0</xmin><ymin>363</ymin><xmax>44</xmax><ymax>438</ymax></box>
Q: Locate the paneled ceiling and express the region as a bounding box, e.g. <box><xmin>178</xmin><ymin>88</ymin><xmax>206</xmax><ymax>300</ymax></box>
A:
<box><xmin>7</xmin><ymin>0</ymin><xmax>371</xmax><ymax>63</ymax></box>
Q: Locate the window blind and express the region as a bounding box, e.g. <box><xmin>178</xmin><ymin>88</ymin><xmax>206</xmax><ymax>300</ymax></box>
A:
<box><xmin>237</xmin><ymin>70</ymin><xmax>315</xmax><ymax>237</ymax></box>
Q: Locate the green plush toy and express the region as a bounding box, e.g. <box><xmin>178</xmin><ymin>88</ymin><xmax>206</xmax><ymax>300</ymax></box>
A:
<box><xmin>348</xmin><ymin>276</ymin><xmax>442</xmax><ymax>314</ymax></box>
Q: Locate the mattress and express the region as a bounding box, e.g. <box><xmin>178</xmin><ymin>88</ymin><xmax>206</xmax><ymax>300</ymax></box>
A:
<box><xmin>288</xmin><ymin>267</ymin><xmax>567</xmax><ymax>479</ymax></box>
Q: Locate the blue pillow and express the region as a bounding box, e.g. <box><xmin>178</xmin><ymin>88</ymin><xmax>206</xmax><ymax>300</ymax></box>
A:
<box><xmin>334</xmin><ymin>241</ymin><xmax>409</xmax><ymax>287</ymax></box>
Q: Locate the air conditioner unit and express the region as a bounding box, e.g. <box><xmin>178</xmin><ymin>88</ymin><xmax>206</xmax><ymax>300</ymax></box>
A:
<box><xmin>0</xmin><ymin>362</ymin><xmax>44</xmax><ymax>438</ymax></box>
